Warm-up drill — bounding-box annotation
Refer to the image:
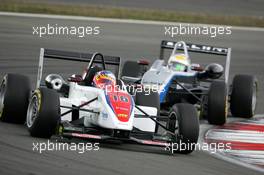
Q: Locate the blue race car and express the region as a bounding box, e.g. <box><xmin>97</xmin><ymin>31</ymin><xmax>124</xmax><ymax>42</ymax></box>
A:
<box><xmin>121</xmin><ymin>40</ymin><xmax>258</xmax><ymax>125</ymax></box>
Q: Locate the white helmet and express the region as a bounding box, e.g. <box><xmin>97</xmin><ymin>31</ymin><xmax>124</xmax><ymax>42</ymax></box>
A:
<box><xmin>168</xmin><ymin>41</ymin><xmax>191</xmax><ymax>72</ymax></box>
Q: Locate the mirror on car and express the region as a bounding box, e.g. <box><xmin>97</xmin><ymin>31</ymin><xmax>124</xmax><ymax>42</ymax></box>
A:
<box><xmin>191</xmin><ymin>63</ymin><xmax>203</xmax><ymax>72</ymax></box>
<box><xmin>205</xmin><ymin>63</ymin><xmax>224</xmax><ymax>79</ymax></box>
<box><xmin>68</xmin><ymin>74</ymin><xmax>83</xmax><ymax>83</ymax></box>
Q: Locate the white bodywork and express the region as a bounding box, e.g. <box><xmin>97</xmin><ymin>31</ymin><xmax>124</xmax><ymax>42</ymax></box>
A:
<box><xmin>141</xmin><ymin>41</ymin><xmax>197</xmax><ymax>102</ymax></box>
<box><xmin>141</xmin><ymin>60</ymin><xmax>196</xmax><ymax>102</ymax></box>
<box><xmin>160</xmin><ymin>40</ymin><xmax>232</xmax><ymax>84</ymax></box>
<box><xmin>59</xmin><ymin>82</ymin><xmax>157</xmax><ymax>132</ymax></box>
<box><xmin>140</xmin><ymin>40</ymin><xmax>232</xmax><ymax>102</ymax></box>
<box><xmin>36</xmin><ymin>48</ymin><xmax>158</xmax><ymax>133</ymax></box>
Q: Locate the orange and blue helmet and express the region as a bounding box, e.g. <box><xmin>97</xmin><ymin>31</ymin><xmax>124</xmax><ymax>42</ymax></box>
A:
<box><xmin>93</xmin><ymin>70</ymin><xmax>116</xmax><ymax>89</ymax></box>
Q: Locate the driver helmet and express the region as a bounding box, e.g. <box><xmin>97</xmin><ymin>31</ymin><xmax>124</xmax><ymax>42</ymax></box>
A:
<box><xmin>168</xmin><ymin>54</ymin><xmax>190</xmax><ymax>72</ymax></box>
<box><xmin>93</xmin><ymin>70</ymin><xmax>116</xmax><ymax>89</ymax></box>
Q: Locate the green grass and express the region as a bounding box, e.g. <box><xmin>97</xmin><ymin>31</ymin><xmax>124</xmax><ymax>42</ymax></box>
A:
<box><xmin>0</xmin><ymin>0</ymin><xmax>264</xmax><ymax>27</ymax></box>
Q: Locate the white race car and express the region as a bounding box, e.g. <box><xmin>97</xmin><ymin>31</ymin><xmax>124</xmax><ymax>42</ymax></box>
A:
<box><xmin>121</xmin><ymin>40</ymin><xmax>258</xmax><ymax>125</ymax></box>
<box><xmin>0</xmin><ymin>48</ymin><xmax>200</xmax><ymax>154</ymax></box>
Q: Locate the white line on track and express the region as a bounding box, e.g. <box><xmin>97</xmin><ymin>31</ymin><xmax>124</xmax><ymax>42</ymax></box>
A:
<box><xmin>0</xmin><ymin>11</ymin><xmax>264</xmax><ymax>32</ymax></box>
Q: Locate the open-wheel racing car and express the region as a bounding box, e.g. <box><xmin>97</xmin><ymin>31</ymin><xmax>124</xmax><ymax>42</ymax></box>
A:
<box><xmin>0</xmin><ymin>48</ymin><xmax>200</xmax><ymax>154</ymax></box>
<box><xmin>121</xmin><ymin>40</ymin><xmax>258</xmax><ymax>125</ymax></box>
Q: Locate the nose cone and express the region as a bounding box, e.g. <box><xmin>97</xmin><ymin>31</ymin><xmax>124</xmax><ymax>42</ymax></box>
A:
<box><xmin>106</xmin><ymin>91</ymin><xmax>133</xmax><ymax>122</ymax></box>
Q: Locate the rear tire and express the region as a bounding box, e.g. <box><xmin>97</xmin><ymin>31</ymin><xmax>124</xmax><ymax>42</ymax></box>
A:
<box><xmin>230</xmin><ymin>74</ymin><xmax>257</xmax><ymax>118</ymax></box>
<box><xmin>167</xmin><ymin>103</ymin><xmax>199</xmax><ymax>154</ymax></box>
<box><xmin>27</xmin><ymin>88</ymin><xmax>60</xmax><ymax>138</ymax></box>
<box><xmin>121</xmin><ymin>61</ymin><xmax>148</xmax><ymax>83</ymax></box>
<box><xmin>0</xmin><ymin>74</ymin><xmax>31</xmax><ymax>123</ymax></box>
<box><xmin>121</xmin><ymin>61</ymin><xmax>141</xmax><ymax>77</ymax></box>
<box><xmin>207</xmin><ymin>80</ymin><xmax>228</xmax><ymax>125</ymax></box>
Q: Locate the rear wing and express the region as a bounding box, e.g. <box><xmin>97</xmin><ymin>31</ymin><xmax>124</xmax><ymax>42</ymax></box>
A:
<box><xmin>160</xmin><ymin>40</ymin><xmax>232</xmax><ymax>83</ymax></box>
<box><xmin>36</xmin><ymin>48</ymin><xmax>121</xmax><ymax>88</ymax></box>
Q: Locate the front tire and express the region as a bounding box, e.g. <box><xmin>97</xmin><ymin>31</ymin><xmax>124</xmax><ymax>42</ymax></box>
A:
<box><xmin>167</xmin><ymin>103</ymin><xmax>199</xmax><ymax>154</ymax></box>
<box><xmin>0</xmin><ymin>74</ymin><xmax>31</xmax><ymax>123</ymax></box>
<box><xmin>230</xmin><ymin>75</ymin><xmax>257</xmax><ymax>118</ymax></box>
<box><xmin>27</xmin><ymin>88</ymin><xmax>60</xmax><ymax>138</ymax></box>
<box><xmin>207</xmin><ymin>80</ymin><xmax>228</xmax><ymax>125</ymax></box>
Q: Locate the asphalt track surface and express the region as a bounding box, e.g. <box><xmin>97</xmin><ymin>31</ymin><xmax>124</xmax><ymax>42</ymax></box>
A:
<box><xmin>32</xmin><ymin>0</ymin><xmax>264</xmax><ymax>17</ymax></box>
<box><xmin>0</xmin><ymin>14</ymin><xmax>263</xmax><ymax>175</ymax></box>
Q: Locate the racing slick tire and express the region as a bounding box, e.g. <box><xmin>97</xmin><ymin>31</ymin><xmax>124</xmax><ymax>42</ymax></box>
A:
<box><xmin>121</xmin><ymin>61</ymin><xmax>141</xmax><ymax>78</ymax></box>
<box><xmin>167</xmin><ymin>103</ymin><xmax>199</xmax><ymax>154</ymax></box>
<box><xmin>121</xmin><ymin>61</ymin><xmax>148</xmax><ymax>83</ymax></box>
<box><xmin>27</xmin><ymin>88</ymin><xmax>60</xmax><ymax>138</ymax></box>
<box><xmin>230</xmin><ymin>74</ymin><xmax>257</xmax><ymax>118</ymax></box>
<box><xmin>0</xmin><ymin>74</ymin><xmax>31</xmax><ymax>123</ymax></box>
<box><xmin>207</xmin><ymin>80</ymin><xmax>228</xmax><ymax>125</ymax></box>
